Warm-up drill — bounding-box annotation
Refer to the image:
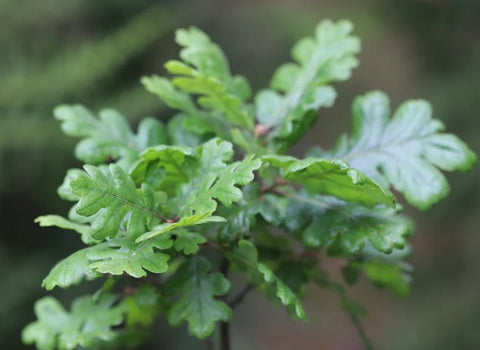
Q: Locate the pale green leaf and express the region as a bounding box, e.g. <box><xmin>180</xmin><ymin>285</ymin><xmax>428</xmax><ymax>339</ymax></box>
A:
<box><xmin>256</xmin><ymin>20</ymin><xmax>360</xmax><ymax>151</ymax></box>
<box><xmin>54</xmin><ymin>105</ymin><xmax>166</xmax><ymax>168</ymax></box>
<box><xmin>166</xmin><ymin>61</ymin><xmax>254</xmax><ymax>129</ymax></box>
<box><xmin>23</xmin><ymin>295</ymin><xmax>124</xmax><ymax>350</ymax></box>
<box><xmin>322</xmin><ymin>91</ymin><xmax>477</xmax><ymax>209</ymax></box>
<box><xmin>42</xmin><ymin>249</ymin><xmax>99</xmax><ymax>291</ymax></box>
<box><xmin>173</xmin><ymin>230</ymin><xmax>207</xmax><ymax>255</ymax></box>
<box><xmin>35</xmin><ymin>215</ymin><xmax>98</xmax><ymax>245</ymax></box>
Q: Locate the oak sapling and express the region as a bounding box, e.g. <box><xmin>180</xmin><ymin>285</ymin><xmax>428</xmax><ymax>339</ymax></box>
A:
<box><xmin>23</xmin><ymin>20</ymin><xmax>476</xmax><ymax>350</ymax></box>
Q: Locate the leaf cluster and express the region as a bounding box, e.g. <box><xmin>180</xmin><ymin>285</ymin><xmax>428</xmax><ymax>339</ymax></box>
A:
<box><xmin>24</xmin><ymin>20</ymin><xmax>475</xmax><ymax>350</ymax></box>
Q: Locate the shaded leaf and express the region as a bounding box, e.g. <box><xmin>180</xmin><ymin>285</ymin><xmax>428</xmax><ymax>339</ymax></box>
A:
<box><xmin>226</xmin><ymin>240</ymin><xmax>307</xmax><ymax>321</ymax></box>
<box><xmin>164</xmin><ymin>256</ymin><xmax>231</xmax><ymax>339</ymax></box>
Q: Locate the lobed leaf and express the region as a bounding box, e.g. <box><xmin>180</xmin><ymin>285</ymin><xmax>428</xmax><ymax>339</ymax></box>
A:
<box><xmin>262</xmin><ymin>154</ymin><xmax>394</xmax><ymax>208</ymax></box>
<box><xmin>69</xmin><ymin>164</ymin><xmax>164</xmax><ymax>240</ymax></box>
<box><xmin>133</xmin><ymin>139</ymin><xmax>261</xmax><ymax>242</ymax></box>
<box><xmin>343</xmin><ymin>258</ymin><xmax>412</xmax><ymax>297</ymax></box>
<box><xmin>283</xmin><ymin>192</ymin><xmax>411</xmax><ymax>256</ymax></box>
<box><xmin>256</xmin><ymin>20</ymin><xmax>360</xmax><ymax>151</ymax></box>
<box><xmin>226</xmin><ymin>240</ymin><xmax>307</xmax><ymax>321</ymax></box>
<box><xmin>43</xmin><ymin>235</ymin><xmax>174</xmax><ymax>288</ymax></box>
<box><xmin>320</xmin><ymin>91</ymin><xmax>477</xmax><ymax>209</ymax></box>
<box><xmin>54</xmin><ymin>105</ymin><xmax>166</xmax><ymax>168</ymax></box>
<box><xmin>163</xmin><ymin>256</ymin><xmax>231</xmax><ymax>339</ymax></box>
<box><xmin>172</xmin><ymin>230</ymin><xmax>207</xmax><ymax>255</ymax></box>
<box><xmin>87</xmin><ymin>236</ymin><xmax>172</xmax><ymax>278</ymax></box>
<box><xmin>23</xmin><ymin>295</ymin><xmax>124</xmax><ymax>350</ymax></box>
<box><xmin>42</xmin><ymin>249</ymin><xmax>99</xmax><ymax>291</ymax></box>
<box><xmin>35</xmin><ymin>215</ymin><xmax>98</xmax><ymax>245</ymax></box>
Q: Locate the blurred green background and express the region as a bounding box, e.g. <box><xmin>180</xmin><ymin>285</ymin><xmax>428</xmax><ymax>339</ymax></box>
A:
<box><xmin>1</xmin><ymin>0</ymin><xmax>478</xmax><ymax>349</ymax></box>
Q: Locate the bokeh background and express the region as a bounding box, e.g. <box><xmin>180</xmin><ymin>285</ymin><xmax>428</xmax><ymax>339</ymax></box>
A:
<box><xmin>1</xmin><ymin>0</ymin><xmax>479</xmax><ymax>349</ymax></box>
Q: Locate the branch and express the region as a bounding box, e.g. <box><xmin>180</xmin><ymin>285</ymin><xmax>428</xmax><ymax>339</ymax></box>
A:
<box><xmin>228</xmin><ymin>283</ymin><xmax>254</xmax><ymax>309</ymax></box>
<box><xmin>220</xmin><ymin>321</ymin><xmax>231</xmax><ymax>350</ymax></box>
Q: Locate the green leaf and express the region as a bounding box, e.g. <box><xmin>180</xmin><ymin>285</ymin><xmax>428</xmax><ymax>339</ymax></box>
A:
<box><xmin>43</xmin><ymin>235</ymin><xmax>173</xmax><ymax>288</ymax></box>
<box><xmin>256</xmin><ymin>20</ymin><xmax>360</xmax><ymax>151</ymax></box>
<box><xmin>144</xmin><ymin>27</ymin><xmax>255</xmax><ymax>131</ymax></box>
<box><xmin>323</xmin><ymin>91</ymin><xmax>477</xmax><ymax>209</ymax></box>
<box><xmin>226</xmin><ymin>240</ymin><xmax>307</xmax><ymax>321</ymax></box>
<box><xmin>174</xmin><ymin>27</ymin><xmax>251</xmax><ymax>100</ymax></box>
<box><xmin>142</xmin><ymin>76</ymin><xmax>198</xmax><ymax>114</ymax></box>
<box><xmin>262</xmin><ymin>155</ymin><xmax>394</xmax><ymax>208</ymax></box>
<box><xmin>167</xmin><ymin>114</ymin><xmax>210</xmax><ymax>147</ymax></box>
<box><xmin>343</xmin><ymin>259</ymin><xmax>411</xmax><ymax>297</ymax></box>
<box><xmin>42</xmin><ymin>249</ymin><xmax>99</xmax><ymax>291</ymax></box>
<box><xmin>122</xmin><ymin>285</ymin><xmax>160</xmax><ymax>327</ymax></box>
<box><xmin>35</xmin><ymin>215</ymin><xmax>98</xmax><ymax>245</ymax></box>
<box><xmin>275</xmin><ymin>260</ymin><xmax>316</xmax><ymax>294</ymax></box>
<box><xmin>133</xmin><ymin>139</ymin><xmax>261</xmax><ymax>242</ymax></box>
<box><xmin>282</xmin><ymin>191</ymin><xmax>411</xmax><ymax>256</ymax></box>
<box><xmin>130</xmin><ymin>144</ymin><xmax>194</xmax><ymax>192</ymax></box>
<box><xmin>54</xmin><ymin>105</ymin><xmax>166</xmax><ymax>168</ymax></box>
<box><xmin>301</xmin><ymin>200</ymin><xmax>412</xmax><ymax>256</ymax></box>
<box><xmin>165</xmin><ymin>60</ymin><xmax>254</xmax><ymax>129</ymax></box>
<box><xmin>173</xmin><ymin>230</ymin><xmax>207</xmax><ymax>255</ymax></box>
<box><xmin>69</xmin><ymin>164</ymin><xmax>164</xmax><ymax>240</ymax></box>
<box><xmin>87</xmin><ymin>236</ymin><xmax>172</xmax><ymax>278</ymax></box>
<box><xmin>23</xmin><ymin>295</ymin><xmax>124</xmax><ymax>350</ymax></box>
<box><xmin>164</xmin><ymin>256</ymin><xmax>231</xmax><ymax>339</ymax></box>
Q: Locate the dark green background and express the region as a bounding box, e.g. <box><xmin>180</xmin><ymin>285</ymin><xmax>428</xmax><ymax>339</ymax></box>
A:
<box><xmin>1</xmin><ymin>0</ymin><xmax>478</xmax><ymax>349</ymax></box>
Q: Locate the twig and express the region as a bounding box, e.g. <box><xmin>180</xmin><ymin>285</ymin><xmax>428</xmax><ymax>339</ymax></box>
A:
<box><xmin>351</xmin><ymin>315</ymin><xmax>374</xmax><ymax>350</ymax></box>
<box><xmin>220</xmin><ymin>321</ymin><xmax>231</xmax><ymax>350</ymax></box>
<box><xmin>260</xmin><ymin>178</ymin><xmax>288</xmax><ymax>196</ymax></box>
<box><xmin>203</xmin><ymin>337</ymin><xmax>214</xmax><ymax>350</ymax></box>
<box><xmin>228</xmin><ymin>283</ymin><xmax>254</xmax><ymax>309</ymax></box>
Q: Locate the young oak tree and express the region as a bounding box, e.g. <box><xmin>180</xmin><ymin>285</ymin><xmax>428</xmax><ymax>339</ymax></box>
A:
<box><xmin>23</xmin><ymin>20</ymin><xmax>476</xmax><ymax>350</ymax></box>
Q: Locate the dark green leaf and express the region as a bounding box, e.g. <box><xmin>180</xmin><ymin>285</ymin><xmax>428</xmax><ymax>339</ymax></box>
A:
<box><xmin>226</xmin><ymin>240</ymin><xmax>307</xmax><ymax>321</ymax></box>
<box><xmin>164</xmin><ymin>256</ymin><xmax>231</xmax><ymax>339</ymax></box>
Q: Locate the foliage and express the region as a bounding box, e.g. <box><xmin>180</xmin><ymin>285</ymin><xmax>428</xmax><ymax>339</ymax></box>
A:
<box><xmin>23</xmin><ymin>20</ymin><xmax>475</xmax><ymax>350</ymax></box>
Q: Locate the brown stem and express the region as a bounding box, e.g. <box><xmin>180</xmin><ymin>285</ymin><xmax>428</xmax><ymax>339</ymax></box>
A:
<box><xmin>159</xmin><ymin>215</ymin><xmax>180</xmax><ymax>223</ymax></box>
<box><xmin>228</xmin><ymin>283</ymin><xmax>254</xmax><ymax>309</ymax></box>
<box><xmin>260</xmin><ymin>178</ymin><xmax>288</xmax><ymax>195</ymax></box>
<box><xmin>220</xmin><ymin>321</ymin><xmax>231</xmax><ymax>350</ymax></box>
<box><xmin>203</xmin><ymin>337</ymin><xmax>214</xmax><ymax>350</ymax></box>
